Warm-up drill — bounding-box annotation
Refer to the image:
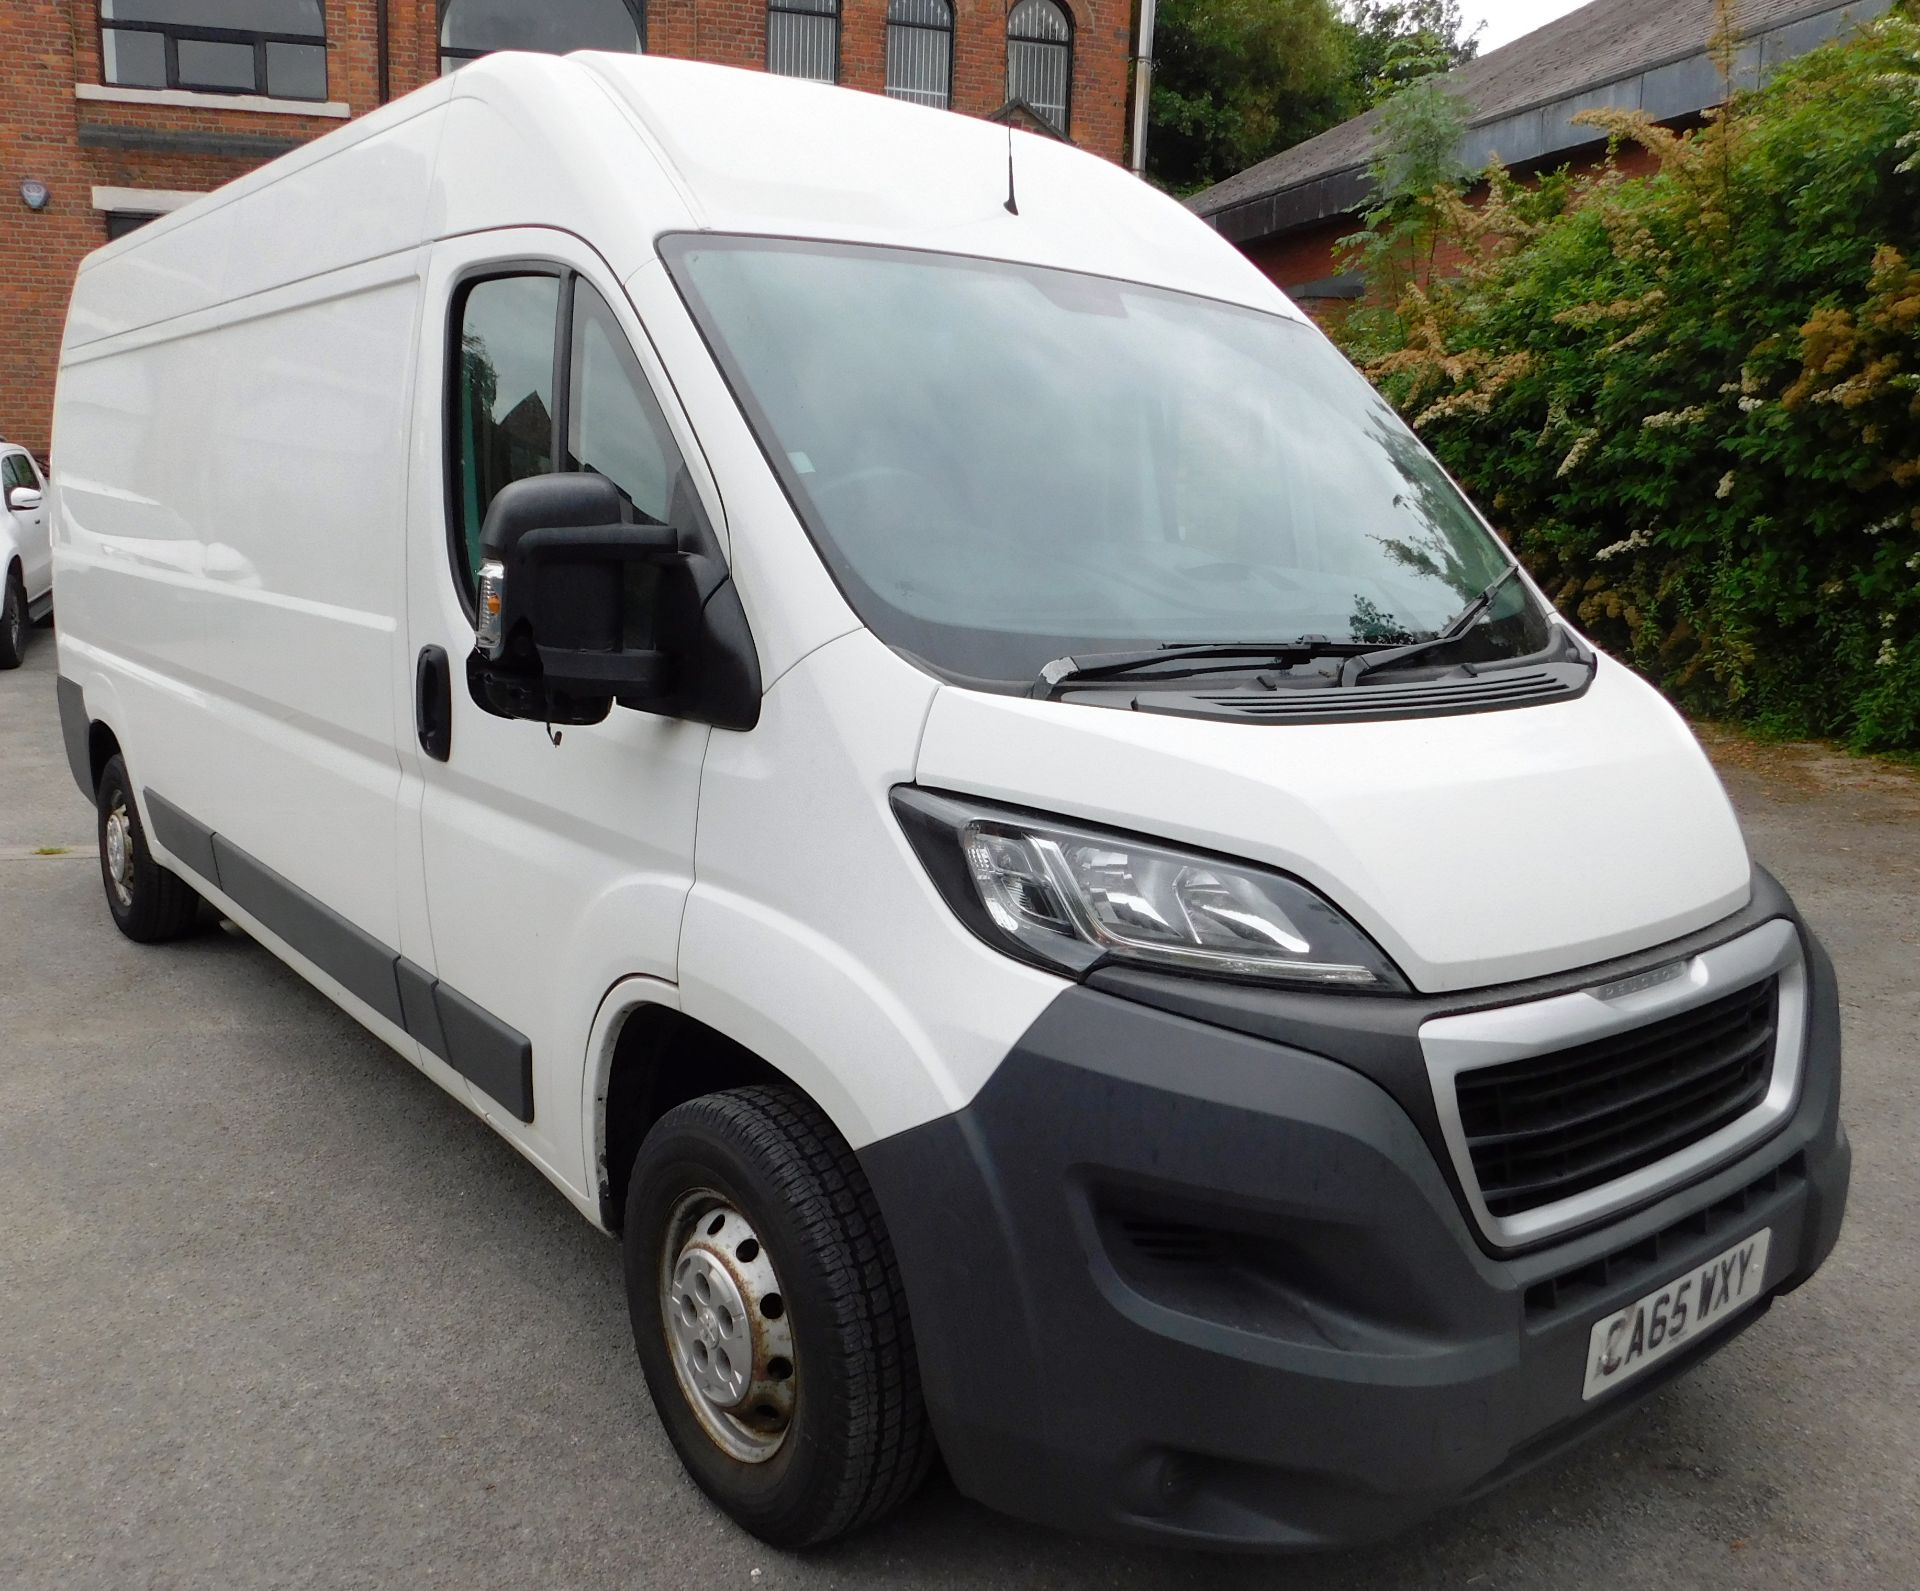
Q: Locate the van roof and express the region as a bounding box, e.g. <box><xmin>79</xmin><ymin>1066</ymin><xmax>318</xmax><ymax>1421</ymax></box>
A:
<box><xmin>66</xmin><ymin>54</ymin><xmax>1292</xmax><ymax>349</ymax></box>
<box><xmin>570</xmin><ymin>54</ymin><xmax>1285</xmax><ymax>312</ymax></box>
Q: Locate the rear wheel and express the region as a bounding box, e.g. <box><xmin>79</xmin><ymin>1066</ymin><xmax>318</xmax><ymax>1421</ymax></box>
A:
<box><xmin>624</xmin><ymin>1085</ymin><xmax>932</xmax><ymax>1546</ymax></box>
<box><xmin>0</xmin><ymin>569</ymin><xmax>23</xmax><ymax>668</ymax></box>
<box><xmin>96</xmin><ymin>753</ymin><xmax>203</xmax><ymax>942</ymax></box>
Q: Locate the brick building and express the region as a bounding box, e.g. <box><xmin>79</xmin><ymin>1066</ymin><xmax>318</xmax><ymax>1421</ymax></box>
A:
<box><xmin>2</xmin><ymin>0</ymin><xmax>1133</xmax><ymax>455</ymax></box>
<box><xmin>1187</xmin><ymin>0</ymin><xmax>1890</xmax><ymax>310</ymax></box>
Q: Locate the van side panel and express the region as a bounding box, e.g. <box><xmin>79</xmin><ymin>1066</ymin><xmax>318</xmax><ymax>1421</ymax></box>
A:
<box><xmin>60</xmin><ymin>87</ymin><xmax>449</xmax><ymax>352</ymax></box>
<box><xmin>223</xmin><ymin>118</ymin><xmax>445</xmax><ymax>303</ymax></box>
<box><xmin>54</xmin><ymin>100</ymin><xmax>444</xmax><ymax>970</ymax></box>
<box><xmin>57</xmin><ymin>253</ymin><xmax>424</xmax><ymax>955</ymax></box>
<box><xmin>59</xmin><ymin>204</ymin><xmax>237</xmax><ymax>351</ymax></box>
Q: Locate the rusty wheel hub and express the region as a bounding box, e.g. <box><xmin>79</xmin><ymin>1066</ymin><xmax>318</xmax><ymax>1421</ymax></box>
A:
<box><xmin>660</xmin><ymin>1193</ymin><xmax>796</xmax><ymax>1463</ymax></box>
<box><xmin>104</xmin><ymin>799</ymin><xmax>134</xmax><ymax>908</ymax></box>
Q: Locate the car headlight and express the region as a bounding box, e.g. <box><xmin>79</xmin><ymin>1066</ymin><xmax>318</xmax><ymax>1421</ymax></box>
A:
<box><xmin>891</xmin><ymin>787</ymin><xmax>1404</xmax><ymax>990</ymax></box>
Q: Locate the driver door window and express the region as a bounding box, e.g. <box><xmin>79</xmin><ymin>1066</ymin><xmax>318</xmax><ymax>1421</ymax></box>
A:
<box><xmin>448</xmin><ymin>271</ymin><xmax>687</xmax><ymax>603</ymax></box>
<box><xmin>449</xmin><ymin>272</ymin><xmax>560</xmax><ymax>598</ymax></box>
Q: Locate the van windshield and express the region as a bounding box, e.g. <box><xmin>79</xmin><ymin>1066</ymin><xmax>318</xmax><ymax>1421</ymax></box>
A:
<box><xmin>663</xmin><ymin>235</ymin><xmax>1539</xmax><ymax>689</ymax></box>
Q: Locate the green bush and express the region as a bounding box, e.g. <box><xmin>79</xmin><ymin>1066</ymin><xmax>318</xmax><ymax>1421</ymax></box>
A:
<box><xmin>1337</xmin><ymin>12</ymin><xmax>1920</xmax><ymax>750</ymax></box>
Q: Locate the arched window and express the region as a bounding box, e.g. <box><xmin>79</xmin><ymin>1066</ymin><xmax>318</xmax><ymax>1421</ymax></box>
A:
<box><xmin>1006</xmin><ymin>0</ymin><xmax>1071</xmax><ymax>134</ymax></box>
<box><xmin>440</xmin><ymin>0</ymin><xmax>645</xmax><ymax>74</ymax></box>
<box><xmin>767</xmin><ymin>0</ymin><xmax>839</xmax><ymax>82</ymax></box>
<box><xmin>885</xmin><ymin>0</ymin><xmax>952</xmax><ymax>110</ymax></box>
<box><xmin>99</xmin><ymin>0</ymin><xmax>328</xmax><ymax>101</ymax></box>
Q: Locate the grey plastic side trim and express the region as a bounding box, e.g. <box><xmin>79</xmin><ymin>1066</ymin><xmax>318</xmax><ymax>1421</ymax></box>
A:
<box><xmin>211</xmin><ymin>834</ymin><xmax>408</xmax><ymax>1030</ymax></box>
<box><xmin>1421</xmin><ymin>918</ymin><xmax>1806</xmax><ymax>1249</ymax></box>
<box><xmin>143</xmin><ymin>789</ymin><xmax>220</xmax><ymax>889</ymax></box>
<box><xmin>141</xmin><ymin>787</ymin><xmax>534</xmax><ymax>1122</ymax></box>
<box><xmin>395</xmin><ymin>956</ymin><xmax>449</xmax><ymax>1062</ymax></box>
<box><xmin>434</xmin><ymin>982</ymin><xmax>534</xmax><ymax>1124</ymax></box>
<box><xmin>56</xmin><ymin>676</ymin><xmax>93</xmax><ymax>799</ymax></box>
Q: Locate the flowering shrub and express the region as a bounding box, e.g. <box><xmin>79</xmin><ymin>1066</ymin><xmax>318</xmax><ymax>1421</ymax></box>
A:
<box><xmin>1338</xmin><ymin>12</ymin><xmax>1920</xmax><ymax>750</ymax></box>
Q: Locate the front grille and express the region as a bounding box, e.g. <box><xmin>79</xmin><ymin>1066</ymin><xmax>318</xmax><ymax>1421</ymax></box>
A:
<box><xmin>1457</xmin><ymin>978</ymin><xmax>1779</xmax><ymax>1219</ymax></box>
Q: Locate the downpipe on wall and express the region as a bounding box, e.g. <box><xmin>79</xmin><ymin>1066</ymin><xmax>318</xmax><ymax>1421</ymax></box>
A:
<box><xmin>1130</xmin><ymin>0</ymin><xmax>1158</xmax><ymax>179</ymax></box>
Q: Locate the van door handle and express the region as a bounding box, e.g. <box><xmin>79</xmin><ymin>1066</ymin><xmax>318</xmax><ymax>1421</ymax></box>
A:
<box><xmin>415</xmin><ymin>645</ymin><xmax>452</xmax><ymax>762</ymax></box>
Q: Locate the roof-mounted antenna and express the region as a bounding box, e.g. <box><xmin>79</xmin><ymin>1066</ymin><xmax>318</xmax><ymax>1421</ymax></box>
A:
<box><xmin>1004</xmin><ymin>124</ymin><xmax>1019</xmax><ymax>216</ymax></box>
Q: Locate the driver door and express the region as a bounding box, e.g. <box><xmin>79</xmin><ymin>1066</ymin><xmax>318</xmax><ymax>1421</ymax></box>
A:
<box><xmin>399</xmin><ymin>230</ymin><xmax>718</xmax><ymax>1193</ymax></box>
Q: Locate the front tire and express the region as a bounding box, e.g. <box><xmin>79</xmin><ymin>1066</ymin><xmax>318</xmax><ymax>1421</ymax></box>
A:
<box><xmin>96</xmin><ymin>753</ymin><xmax>203</xmax><ymax>942</ymax></box>
<box><xmin>0</xmin><ymin>569</ymin><xmax>23</xmax><ymax>668</ymax></box>
<box><xmin>624</xmin><ymin>1085</ymin><xmax>932</xmax><ymax>1546</ymax></box>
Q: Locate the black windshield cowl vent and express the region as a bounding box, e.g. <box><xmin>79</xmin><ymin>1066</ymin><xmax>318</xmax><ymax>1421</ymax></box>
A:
<box><xmin>1065</xmin><ymin>659</ymin><xmax>1593</xmax><ymax>726</ymax></box>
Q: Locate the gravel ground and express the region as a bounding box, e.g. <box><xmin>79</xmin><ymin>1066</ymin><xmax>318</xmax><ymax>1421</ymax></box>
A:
<box><xmin>3</xmin><ymin>631</ymin><xmax>1916</xmax><ymax>1590</ymax></box>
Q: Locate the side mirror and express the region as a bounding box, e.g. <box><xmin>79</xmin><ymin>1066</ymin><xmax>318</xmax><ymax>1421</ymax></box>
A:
<box><xmin>469</xmin><ymin>473</ymin><xmax>682</xmax><ymax>726</ymax></box>
<box><xmin>6</xmin><ymin>486</ymin><xmax>41</xmax><ymax>513</ymax></box>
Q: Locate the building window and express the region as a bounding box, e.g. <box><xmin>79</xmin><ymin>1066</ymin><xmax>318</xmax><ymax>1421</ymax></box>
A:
<box><xmin>98</xmin><ymin>1</ymin><xmax>328</xmax><ymax>102</ymax></box>
<box><xmin>103</xmin><ymin>210</ymin><xmax>164</xmax><ymax>240</ymax></box>
<box><xmin>885</xmin><ymin>0</ymin><xmax>951</xmax><ymax>109</ymax></box>
<box><xmin>767</xmin><ymin>0</ymin><xmax>838</xmax><ymax>82</ymax></box>
<box><xmin>440</xmin><ymin>0</ymin><xmax>645</xmax><ymax>73</ymax></box>
<box><xmin>1006</xmin><ymin>0</ymin><xmax>1071</xmax><ymax>134</ymax></box>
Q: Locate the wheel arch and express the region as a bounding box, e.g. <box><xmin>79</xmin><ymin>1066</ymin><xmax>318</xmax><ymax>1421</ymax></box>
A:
<box><xmin>586</xmin><ymin>981</ymin><xmax>791</xmax><ymax>1231</ymax></box>
<box><xmin>53</xmin><ymin>655</ymin><xmax>133</xmax><ymax>805</ymax></box>
<box><xmin>86</xmin><ymin>719</ymin><xmax>122</xmax><ymax>795</ymax></box>
<box><xmin>54</xmin><ymin>667</ymin><xmax>122</xmax><ymax>801</ymax></box>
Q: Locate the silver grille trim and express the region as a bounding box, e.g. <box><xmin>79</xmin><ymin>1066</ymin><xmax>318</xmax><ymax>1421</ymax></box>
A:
<box><xmin>1421</xmin><ymin>918</ymin><xmax>1806</xmax><ymax>1249</ymax></box>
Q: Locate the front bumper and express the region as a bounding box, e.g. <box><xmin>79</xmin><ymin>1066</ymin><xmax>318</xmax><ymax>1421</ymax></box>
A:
<box><xmin>859</xmin><ymin>893</ymin><xmax>1849</xmax><ymax>1549</ymax></box>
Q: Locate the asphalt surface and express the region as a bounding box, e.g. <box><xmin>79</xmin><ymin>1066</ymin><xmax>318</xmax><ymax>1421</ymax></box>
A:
<box><xmin>3</xmin><ymin>628</ymin><xmax>1917</xmax><ymax>1590</ymax></box>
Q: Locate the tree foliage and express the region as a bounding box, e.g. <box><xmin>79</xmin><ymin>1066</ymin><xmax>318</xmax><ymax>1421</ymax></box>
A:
<box><xmin>1147</xmin><ymin>0</ymin><xmax>1479</xmax><ymax>194</ymax></box>
<box><xmin>1345</xmin><ymin>0</ymin><xmax>1480</xmax><ymax>102</ymax></box>
<box><xmin>1337</xmin><ymin>63</ymin><xmax>1471</xmax><ymax>301</ymax></box>
<box><xmin>1148</xmin><ymin>0</ymin><xmax>1351</xmax><ymax>193</ymax></box>
<box><xmin>1336</xmin><ymin>14</ymin><xmax>1920</xmax><ymax>751</ymax></box>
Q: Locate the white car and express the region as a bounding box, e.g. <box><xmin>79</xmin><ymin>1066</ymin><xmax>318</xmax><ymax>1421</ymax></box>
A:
<box><xmin>1</xmin><ymin>440</ymin><xmax>50</xmax><ymax>667</ymax></box>
<box><xmin>47</xmin><ymin>53</ymin><xmax>1848</xmax><ymax>1552</ymax></box>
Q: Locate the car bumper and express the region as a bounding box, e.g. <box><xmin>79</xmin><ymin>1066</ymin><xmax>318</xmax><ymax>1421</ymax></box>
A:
<box><xmin>859</xmin><ymin>903</ymin><xmax>1849</xmax><ymax>1550</ymax></box>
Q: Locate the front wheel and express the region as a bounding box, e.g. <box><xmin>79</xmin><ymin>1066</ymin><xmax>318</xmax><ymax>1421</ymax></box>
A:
<box><xmin>96</xmin><ymin>753</ymin><xmax>203</xmax><ymax>942</ymax></box>
<box><xmin>0</xmin><ymin>570</ymin><xmax>23</xmax><ymax>668</ymax></box>
<box><xmin>624</xmin><ymin>1085</ymin><xmax>933</xmax><ymax>1546</ymax></box>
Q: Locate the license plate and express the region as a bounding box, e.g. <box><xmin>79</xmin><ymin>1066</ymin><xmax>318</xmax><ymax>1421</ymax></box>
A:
<box><xmin>1582</xmin><ymin>1228</ymin><xmax>1771</xmax><ymax>1401</ymax></box>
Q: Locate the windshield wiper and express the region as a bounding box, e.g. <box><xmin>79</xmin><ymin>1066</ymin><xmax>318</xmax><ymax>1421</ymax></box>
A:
<box><xmin>1337</xmin><ymin>563</ymin><xmax>1524</xmax><ymax>688</ymax></box>
<box><xmin>1032</xmin><ymin>641</ymin><xmax>1367</xmax><ymax>699</ymax></box>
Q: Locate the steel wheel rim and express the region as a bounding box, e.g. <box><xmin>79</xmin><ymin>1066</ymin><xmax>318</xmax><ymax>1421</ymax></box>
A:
<box><xmin>659</xmin><ymin>1189</ymin><xmax>796</xmax><ymax>1464</ymax></box>
<box><xmin>104</xmin><ymin>799</ymin><xmax>134</xmax><ymax>908</ymax></box>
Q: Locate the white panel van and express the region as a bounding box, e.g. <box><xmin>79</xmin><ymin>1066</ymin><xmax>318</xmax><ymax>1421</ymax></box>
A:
<box><xmin>51</xmin><ymin>53</ymin><xmax>1848</xmax><ymax>1551</ymax></box>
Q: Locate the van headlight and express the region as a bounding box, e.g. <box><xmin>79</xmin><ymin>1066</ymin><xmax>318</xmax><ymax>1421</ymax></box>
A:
<box><xmin>891</xmin><ymin>788</ymin><xmax>1404</xmax><ymax>990</ymax></box>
